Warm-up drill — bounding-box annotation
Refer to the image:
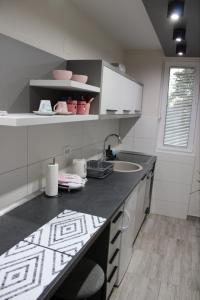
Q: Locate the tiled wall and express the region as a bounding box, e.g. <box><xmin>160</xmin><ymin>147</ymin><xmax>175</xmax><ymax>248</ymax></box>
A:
<box><xmin>188</xmin><ymin>106</ymin><xmax>200</xmax><ymax>217</ymax></box>
<box><xmin>120</xmin><ymin>115</ymin><xmax>196</xmax><ymax>219</ymax></box>
<box><xmin>0</xmin><ymin>0</ymin><xmax>123</xmax><ymax>213</ymax></box>
<box><xmin>152</xmin><ymin>152</ymin><xmax>195</xmax><ymax>219</ymax></box>
<box><xmin>119</xmin><ymin>116</ymin><xmax>158</xmax><ymax>155</ymax></box>
<box><xmin>121</xmin><ymin>50</ymin><xmax>199</xmax><ymax>219</ymax></box>
<box><xmin>0</xmin><ymin>120</ymin><xmax>119</xmax><ymax>211</ymax></box>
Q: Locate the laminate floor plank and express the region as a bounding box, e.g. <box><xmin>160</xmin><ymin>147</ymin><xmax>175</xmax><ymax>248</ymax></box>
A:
<box><xmin>110</xmin><ymin>214</ymin><xmax>200</xmax><ymax>300</ymax></box>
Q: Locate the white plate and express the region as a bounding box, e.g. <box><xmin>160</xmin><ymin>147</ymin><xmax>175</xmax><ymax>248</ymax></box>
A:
<box><xmin>33</xmin><ymin>111</ymin><xmax>57</xmax><ymax>116</ymax></box>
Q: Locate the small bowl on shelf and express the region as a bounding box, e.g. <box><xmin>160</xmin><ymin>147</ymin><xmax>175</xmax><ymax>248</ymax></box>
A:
<box><xmin>71</xmin><ymin>74</ymin><xmax>88</xmax><ymax>84</ymax></box>
<box><xmin>52</xmin><ymin>70</ymin><xmax>72</xmax><ymax>80</ymax></box>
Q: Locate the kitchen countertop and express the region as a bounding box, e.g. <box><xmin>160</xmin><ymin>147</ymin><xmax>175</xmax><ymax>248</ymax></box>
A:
<box><xmin>0</xmin><ymin>151</ymin><xmax>156</xmax><ymax>300</ymax></box>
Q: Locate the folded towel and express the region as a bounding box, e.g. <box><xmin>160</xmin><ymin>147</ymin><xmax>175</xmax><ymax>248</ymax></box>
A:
<box><xmin>58</xmin><ymin>173</ymin><xmax>87</xmax><ymax>188</ymax></box>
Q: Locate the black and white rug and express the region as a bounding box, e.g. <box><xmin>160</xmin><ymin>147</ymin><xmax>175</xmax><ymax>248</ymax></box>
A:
<box><xmin>0</xmin><ymin>210</ymin><xmax>106</xmax><ymax>300</ymax></box>
<box><xmin>0</xmin><ymin>241</ymin><xmax>72</xmax><ymax>300</ymax></box>
<box><xmin>25</xmin><ymin>210</ymin><xmax>106</xmax><ymax>256</ymax></box>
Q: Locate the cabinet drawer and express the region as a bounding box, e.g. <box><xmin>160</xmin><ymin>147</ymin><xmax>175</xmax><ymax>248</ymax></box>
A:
<box><xmin>107</xmin><ymin>248</ymin><xmax>120</xmax><ymax>277</ymax></box>
<box><xmin>108</xmin><ymin>230</ymin><xmax>121</xmax><ymax>261</ymax></box>
<box><xmin>110</xmin><ymin>208</ymin><xmax>123</xmax><ymax>242</ymax></box>
<box><xmin>106</xmin><ymin>266</ymin><xmax>118</xmax><ymax>299</ymax></box>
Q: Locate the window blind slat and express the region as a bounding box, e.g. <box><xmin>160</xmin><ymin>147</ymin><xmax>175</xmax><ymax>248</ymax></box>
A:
<box><xmin>163</xmin><ymin>67</ymin><xmax>195</xmax><ymax>148</ymax></box>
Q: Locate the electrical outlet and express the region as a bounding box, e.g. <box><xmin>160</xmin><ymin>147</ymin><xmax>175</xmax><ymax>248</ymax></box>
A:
<box><xmin>64</xmin><ymin>146</ymin><xmax>71</xmax><ymax>156</ymax></box>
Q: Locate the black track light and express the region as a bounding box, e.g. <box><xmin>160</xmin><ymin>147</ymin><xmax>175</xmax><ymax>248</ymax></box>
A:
<box><xmin>176</xmin><ymin>43</ymin><xmax>186</xmax><ymax>56</ymax></box>
<box><xmin>173</xmin><ymin>28</ymin><xmax>186</xmax><ymax>43</ymax></box>
<box><xmin>167</xmin><ymin>0</ymin><xmax>184</xmax><ymax>21</ymax></box>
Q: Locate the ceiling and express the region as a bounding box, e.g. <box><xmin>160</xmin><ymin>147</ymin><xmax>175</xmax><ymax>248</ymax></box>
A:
<box><xmin>72</xmin><ymin>0</ymin><xmax>161</xmax><ymax>50</ymax></box>
<box><xmin>142</xmin><ymin>0</ymin><xmax>200</xmax><ymax>57</ymax></box>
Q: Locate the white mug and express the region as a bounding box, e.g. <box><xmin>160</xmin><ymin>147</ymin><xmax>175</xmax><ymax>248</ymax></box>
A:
<box><xmin>73</xmin><ymin>159</ymin><xmax>87</xmax><ymax>178</ymax></box>
<box><xmin>39</xmin><ymin>100</ymin><xmax>52</xmax><ymax>112</ymax></box>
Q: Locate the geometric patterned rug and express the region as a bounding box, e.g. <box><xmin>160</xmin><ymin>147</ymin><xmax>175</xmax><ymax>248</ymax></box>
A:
<box><xmin>0</xmin><ymin>241</ymin><xmax>72</xmax><ymax>300</ymax></box>
<box><xmin>0</xmin><ymin>210</ymin><xmax>106</xmax><ymax>299</ymax></box>
<box><xmin>24</xmin><ymin>209</ymin><xmax>106</xmax><ymax>256</ymax></box>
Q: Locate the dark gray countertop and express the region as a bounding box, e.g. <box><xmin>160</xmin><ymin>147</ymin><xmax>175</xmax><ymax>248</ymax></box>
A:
<box><xmin>0</xmin><ymin>152</ymin><xmax>156</xmax><ymax>255</ymax></box>
<box><xmin>0</xmin><ymin>152</ymin><xmax>156</xmax><ymax>300</ymax></box>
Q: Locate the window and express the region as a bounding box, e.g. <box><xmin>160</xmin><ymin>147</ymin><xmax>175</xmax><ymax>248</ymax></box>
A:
<box><xmin>159</xmin><ymin>62</ymin><xmax>199</xmax><ymax>152</ymax></box>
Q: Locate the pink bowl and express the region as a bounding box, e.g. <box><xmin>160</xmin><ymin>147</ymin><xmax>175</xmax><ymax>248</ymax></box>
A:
<box><xmin>52</xmin><ymin>70</ymin><xmax>72</xmax><ymax>80</ymax></box>
<box><xmin>71</xmin><ymin>74</ymin><xmax>88</xmax><ymax>84</ymax></box>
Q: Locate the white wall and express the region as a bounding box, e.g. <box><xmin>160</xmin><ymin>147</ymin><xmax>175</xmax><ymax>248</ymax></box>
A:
<box><xmin>120</xmin><ymin>50</ymin><xmax>162</xmax><ymax>155</ymax></box>
<box><xmin>121</xmin><ymin>50</ymin><xmax>199</xmax><ymax>219</ymax></box>
<box><xmin>0</xmin><ymin>0</ymin><xmax>123</xmax><ymax>62</ymax></box>
<box><xmin>188</xmin><ymin>105</ymin><xmax>200</xmax><ymax>217</ymax></box>
<box><xmin>0</xmin><ymin>0</ymin><xmax>122</xmax><ymax>212</ymax></box>
<box><xmin>0</xmin><ymin>120</ymin><xmax>119</xmax><ymax>212</ymax></box>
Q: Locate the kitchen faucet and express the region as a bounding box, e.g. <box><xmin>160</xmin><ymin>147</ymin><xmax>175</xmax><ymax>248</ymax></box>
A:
<box><xmin>103</xmin><ymin>133</ymin><xmax>122</xmax><ymax>160</ymax></box>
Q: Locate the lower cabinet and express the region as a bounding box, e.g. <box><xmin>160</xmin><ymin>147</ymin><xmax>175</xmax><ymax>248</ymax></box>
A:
<box><xmin>116</xmin><ymin>177</ymin><xmax>147</xmax><ymax>288</ymax></box>
<box><xmin>134</xmin><ymin>176</ymin><xmax>147</xmax><ymax>237</ymax></box>
<box><xmin>106</xmin><ymin>176</ymin><xmax>148</xmax><ymax>297</ymax></box>
<box><xmin>116</xmin><ymin>186</ymin><xmax>138</xmax><ymax>285</ymax></box>
<box><xmin>106</xmin><ymin>206</ymin><xmax>123</xmax><ymax>299</ymax></box>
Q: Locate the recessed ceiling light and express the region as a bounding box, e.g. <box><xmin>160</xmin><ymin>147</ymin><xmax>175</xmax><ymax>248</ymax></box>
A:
<box><xmin>167</xmin><ymin>1</ymin><xmax>184</xmax><ymax>22</ymax></box>
<box><xmin>173</xmin><ymin>28</ymin><xmax>186</xmax><ymax>43</ymax></box>
<box><xmin>176</xmin><ymin>43</ymin><xmax>186</xmax><ymax>56</ymax></box>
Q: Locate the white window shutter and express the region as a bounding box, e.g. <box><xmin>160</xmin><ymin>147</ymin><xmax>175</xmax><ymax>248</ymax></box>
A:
<box><xmin>163</xmin><ymin>67</ymin><xmax>196</xmax><ymax>148</ymax></box>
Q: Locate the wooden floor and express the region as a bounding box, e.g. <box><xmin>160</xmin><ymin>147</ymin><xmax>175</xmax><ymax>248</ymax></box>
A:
<box><xmin>110</xmin><ymin>214</ymin><xmax>200</xmax><ymax>300</ymax></box>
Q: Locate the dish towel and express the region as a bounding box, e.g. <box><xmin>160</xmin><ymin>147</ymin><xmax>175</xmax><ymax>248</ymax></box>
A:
<box><xmin>58</xmin><ymin>173</ymin><xmax>87</xmax><ymax>190</ymax></box>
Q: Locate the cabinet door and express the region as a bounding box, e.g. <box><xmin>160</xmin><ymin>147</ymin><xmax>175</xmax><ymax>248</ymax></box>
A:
<box><xmin>100</xmin><ymin>66</ymin><xmax>143</xmax><ymax>115</ymax></box>
<box><xmin>117</xmin><ymin>186</ymin><xmax>138</xmax><ymax>285</ymax></box>
<box><xmin>134</xmin><ymin>177</ymin><xmax>147</xmax><ymax>237</ymax></box>
<box><xmin>101</xmin><ymin>66</ymin><xmax>123</xmax><ymax>114</ymax></box>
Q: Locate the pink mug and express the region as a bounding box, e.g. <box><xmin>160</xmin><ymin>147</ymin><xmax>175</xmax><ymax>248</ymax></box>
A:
<box><xmin>53</xmin><ymin>101</ymin><xmax>68</xmax><ymax>114</ymax></box>
<box><xmin>77</xmin><ymin>101</ymin><xmax>87</xmax><ymax>115</ymax></box>
<box><xmin>67</xmin><ymin>99</ymin><xmax>77</xmax><ymax>114</ymax></box>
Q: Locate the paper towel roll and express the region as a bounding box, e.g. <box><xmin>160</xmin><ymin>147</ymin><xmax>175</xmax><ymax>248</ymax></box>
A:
<box><xmin>45</xmin><ymin>163</ymin><xmax>58</xmax><ymax>197</ymax></box>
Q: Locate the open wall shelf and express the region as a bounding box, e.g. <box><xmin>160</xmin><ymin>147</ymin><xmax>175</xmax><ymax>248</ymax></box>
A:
<box><xmin>0</xmin><ymin>114</ymin><xmax>99</xmax><ymax>126</ymax></box>
<box><xmin>30</xmin><ymin>80</ymin><xmax>100</xmax><ymax>93</ymax></box>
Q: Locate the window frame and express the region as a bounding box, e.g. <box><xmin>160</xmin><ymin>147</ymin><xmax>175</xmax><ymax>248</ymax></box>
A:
<box><xmin>158</xmin><ymin>61</ymin><xmax>200</xmax><ymax>153</ymax></box>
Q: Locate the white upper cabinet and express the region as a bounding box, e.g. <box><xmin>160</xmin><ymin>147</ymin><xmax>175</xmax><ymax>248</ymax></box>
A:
<box><xmin>100</xmin><ymin>66</ymin><xmax>143</xmax><ymax>115</ymax></box>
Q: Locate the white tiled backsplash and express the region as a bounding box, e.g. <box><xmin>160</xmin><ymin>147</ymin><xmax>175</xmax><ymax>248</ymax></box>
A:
<box><xmin>119</xmin><ymin>115</ymin><xmax>197</xmax><ymax>219</ymax></box>
<box><xmin>0</xmin><ymin>120</ymin><xmax>119</xmax><ymax>211</ymax></box>
<box><xmin>119</xmin><ymin>116</ymin><xmax>158</xmax><ymax>155</ymax></box>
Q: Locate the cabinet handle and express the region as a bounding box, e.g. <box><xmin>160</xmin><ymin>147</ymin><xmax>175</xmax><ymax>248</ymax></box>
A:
<box><xmin>112</xmin><ymin>211</ymin><xmax>123</xmax><ymax>224</ymax></box>
<box><xmin>141</xmin><ymin>175</ymin><xmax>146</xmax><ymax>181</ymax></box>
<box><xmin>111</xmin><ymin>230</ymin><xmax>121</xmax><ymax>244</ymax></box>
<box><xmin>106</xmin><ymin>109</ymin><xmax>118</xmax><ymax>113</ymax></box>
<box><xmin>147</xmin><ymin>171</ymin><xmax>154</xmax><ymax>179</ymax></box>
<box><xmin>134</xmin><ymin>109</ymin><xmax>141</xmax><ymax>113</ymax></box>
<box><xmin>121</xmin><ymin>210</ymin><xmax>130</xmax><ymax>231</ymax></box>
<box><xmin>109</xmin><ymin>249</ymin><xmax>119</xmax><ymax>264</ymax></box>
<box><xmin>107</xmin><ymin>266</ymin><xmax>118</xmax><ymax>283</ymax></box>
<box><xmin>123</xmin><ymin>110</ymin><xmax>131</xmax><ymax>113</ymax></box>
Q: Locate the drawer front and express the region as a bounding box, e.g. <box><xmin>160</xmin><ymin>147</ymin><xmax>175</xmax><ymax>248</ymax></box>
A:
<box><xmin>108</xmin><ymin>230</ymin><xmax>121</xmax><ymax>261</ymax></box>
<box><xmin>107</xmin><ymin>248</ymin><xmax>120</xmax><ymax>277</ymax></box>
<box><xmin>106</xmin><ymin>266</ymin><xmax>118</xmax><ymax>299</ymax></box>
<box><xmin>110</xmin><ymin>207</ymin><xmax>123</xmax><ymax>242</ymax></box>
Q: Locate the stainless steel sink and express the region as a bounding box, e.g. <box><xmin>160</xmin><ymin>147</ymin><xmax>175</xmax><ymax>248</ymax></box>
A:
<box><xmin>108</xmin><ymin>160</ymin><xmax>143</xmax><ymax>173</ymax></box>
